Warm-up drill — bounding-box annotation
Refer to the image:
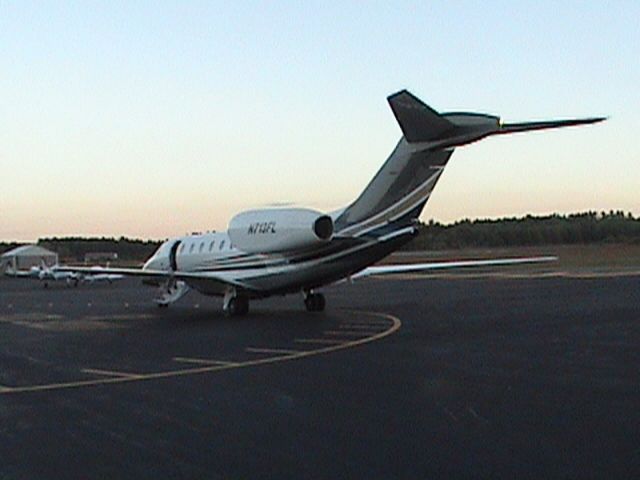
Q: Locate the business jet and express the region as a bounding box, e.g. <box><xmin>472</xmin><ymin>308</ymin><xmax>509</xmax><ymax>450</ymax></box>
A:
<box><xmin>60</xmin><ymin>90</ymin><xmax>603</xmax><ymax>315</ymax></box>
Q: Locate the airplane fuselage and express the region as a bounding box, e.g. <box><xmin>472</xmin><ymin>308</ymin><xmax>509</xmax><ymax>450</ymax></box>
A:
<box><xmin>143</xmin><ymin>228</ymin><xmax>413</xmax><ymax>298</ymax></box>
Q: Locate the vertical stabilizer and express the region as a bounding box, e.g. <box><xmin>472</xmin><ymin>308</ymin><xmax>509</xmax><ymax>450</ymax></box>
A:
<box><xmin>335</xmin><ymin>139</ymin><xmax>453</xmax><ymax>235</ymax></box>
<box><xmin>387</xmin><ymin>90</ymin><xmax>453</xmax><ymax>142</ymax></box>
<box><xmin>335</xmin><ymin>89</ymin><xmax>604</xmax><ymax>237</ymax></box>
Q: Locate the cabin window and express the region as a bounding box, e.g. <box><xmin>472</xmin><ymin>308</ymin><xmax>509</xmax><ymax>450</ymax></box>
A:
<box><xmin>199</xmin><ymin>242</ymin><xmax>204</xmax><ymax>253</ymax></box>
<box><xmin>209</xmin><ymin>241</ymin><xmax>215</xmax><ymax>251</ymax></box>
<box><xmin>189</xmin><ymin>243</ymin><xmax>195</xmax><ymax>253</ymax></box>
<box><xmin>219</xmin><ymin>240</ymin><xmax>225</xmax><ymax>250</ymax></box>
<box><xmin>180</xmin><ymin>243</ymin><xmax>186</xmax><ymax>253</ymax></box>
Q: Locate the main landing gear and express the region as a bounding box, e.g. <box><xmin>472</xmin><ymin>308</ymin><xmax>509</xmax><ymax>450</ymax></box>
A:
<box><xmin>226</xmin><ymin>296</ymin><xmax>249</xmax><ymax>316</ymax></box>
<box><xmin>223</xmin><ymin>288</ymin><xmax>249</xmax><ymax>317</ymax></box>
<box><xmin>304</xmin><ymin>291</ymin><xmax>325</xmax><ymax>312</ymax></box>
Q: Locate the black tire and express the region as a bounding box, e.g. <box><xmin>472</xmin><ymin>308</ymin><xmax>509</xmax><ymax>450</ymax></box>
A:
<box><xmin>227</xmin><ymin>298</ymin><xmax>238</xmax><ymax>316</ymax></box>
<box><xmin>304</xmin><ymin>295</ymin><xmax>314</xmax><ymax>312</ymax></box>
<box><xmin>305</xmin><ymin>293</ymin><xmax>325</xmax><ymax>312</ymax></box>
<box><xmin>315</xmin><ymin>293</ymin><xmax>326</xmax><ymax>312</ymax></box>
<box><xmin>227</xmin><ymin>296</ymin><xmax>249</xmax><ymax>316</ymax></box>
<box><xmin>237</xmin><ymin>296</ymin><xmax>249</xmax><ymax>316</ymax></box>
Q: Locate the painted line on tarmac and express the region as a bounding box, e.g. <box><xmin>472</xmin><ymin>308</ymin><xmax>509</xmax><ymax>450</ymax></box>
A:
<box><xmin>245</xmin><ymin>347</ymin><xmax>304</xmax><ymax>355</ymax></box>
<box><xmin>173</xmin><ymin>357</ymin><xmax>238</xmax><ymax>366</ymax></box>
<box><xmin>339</xmin><ymin>324</ymin><xmax>386</xmax><ymax>330</ymax></box>
<box><xmin>339</xmin><ymin>319</ymin><xmax>390</xmax><ymax>325</ymax></box>
<box><xmin>442</xmin><ymin>407</ymin><xmax>459</xmax><ymax>422</ymax></box>
<box><xmin>467</xmin><ymin>406</ymin><xmax>489</xmax><ymax>424</ymax></box>
<box><xmin>0</xmin><ymin>310</ymin><xmax>400</xmax><ymax>395</ymax></box>
<box><xmin>323</xmin><ymin>330</ymin><xmax>371</xmax><ymax>337</ymax></box>
<box><xmin>294</xmin><ymin>338</ymin><xmax>346</xmax><ymax>345</ymax></box>
<box><xmin>82</xmin><ymin>368</ymin><xmax>142</xmax><ymax>379</ymax></box>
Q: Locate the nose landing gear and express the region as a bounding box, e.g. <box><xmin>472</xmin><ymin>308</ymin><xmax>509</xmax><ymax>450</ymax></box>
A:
<box><xmin>155</xmin><ymin>279</ymin><xmax>190</xmax><ymax>307</ymax></box>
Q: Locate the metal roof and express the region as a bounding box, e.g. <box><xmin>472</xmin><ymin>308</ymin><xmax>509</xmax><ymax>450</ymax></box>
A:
<box><xmin>1</xmin><ymin>245</ymin><xmax>57</xmax><ymax>257</ymax></box>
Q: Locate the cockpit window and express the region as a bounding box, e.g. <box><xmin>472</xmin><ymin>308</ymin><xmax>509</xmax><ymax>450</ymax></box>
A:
<box><xmin>180</xmin><ymin>243</ymin><xmax>186</xmax><ymax>253</ymax></box>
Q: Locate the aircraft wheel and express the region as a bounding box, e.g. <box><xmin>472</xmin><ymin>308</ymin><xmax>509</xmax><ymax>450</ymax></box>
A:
<box><xmin>237</xmin><ymin>296</ymin><xmax>249</xmax><ymax>316</ymax></box>
<box><xmin>305</xmin><ymin>293</ymin><xmax>325</xmax><ymax>312</ymax></box>
<box><xmin>315</xmin><ymin>293</ymin><xmax>326</xmax><ymax>312</ymax></box>
<box><xmin>304</xmin><ymin>295</ymin><xmax>314</xmax><ymax>311</ymax></box>
<box><xmin>227</xmin><ymin>296</ymin><xmax>249</xmax><ymax>316</ymax></box>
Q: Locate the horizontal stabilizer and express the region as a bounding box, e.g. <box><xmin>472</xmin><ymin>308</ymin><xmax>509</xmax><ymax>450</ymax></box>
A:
<box><xmin>497</xmin><ymin>117</ymin><xmax>606</xmax><ymax>135</ymax></box>
<box><xmin>387</xmin><ymin>90</ymin><xmax>454</xmax><ymax>142</ymax></box>
<box><xmin>352</xmin><ymin>256</ymin><xmax>558</xmax><ymax>279</ymax></box>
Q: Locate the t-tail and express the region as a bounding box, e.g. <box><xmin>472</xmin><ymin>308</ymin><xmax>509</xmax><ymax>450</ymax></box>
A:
<box><xmin>334</xmin><ymin>90</ymin><xmax>605</xmax><ymax>238</ymax></box>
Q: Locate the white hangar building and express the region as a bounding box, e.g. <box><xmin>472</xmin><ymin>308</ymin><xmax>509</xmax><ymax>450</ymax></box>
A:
<box><xmin>0</xmin><ymin>245</ymin><xmax>59</xmax><ymax>273</ymax></box>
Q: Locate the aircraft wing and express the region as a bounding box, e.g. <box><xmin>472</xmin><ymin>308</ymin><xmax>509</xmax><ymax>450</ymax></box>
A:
<box><xmin>56</xmin><ymin>266</ymin><xmax>248</xmax><ymax>288</ymax></box>
<box><xmin>351</xmin><ymin>256</ymin><xmax>557</xmax><ymax>279</ymax></box>
<box><xmin>5</xmin><ymin>269</ymin><xmax>36</xmax><ymax>278</ymax></box>
<box><xmin>83</xmin><ymin>273</ymin><xmax>125</xmax><ymax>283</ymax></box>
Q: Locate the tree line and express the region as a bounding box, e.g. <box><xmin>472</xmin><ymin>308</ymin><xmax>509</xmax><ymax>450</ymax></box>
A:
<box><xmin>408</xmin><ymin>211</ymin><xmax>640</xmax><ymax>250</ymax></box>
<box><xmin>0</xmin><ymin>237</ymin><xmax>161</xmax><ymax>262</ymax></box>
<box><xmin>2</xmin><ymin>212</ymin><xmax>639</xmax><ymax>260</ymax></box>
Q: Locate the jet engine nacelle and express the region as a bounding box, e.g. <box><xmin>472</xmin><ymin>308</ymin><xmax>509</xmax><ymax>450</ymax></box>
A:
<box><xmin>228</xmin><ymin>208</ymin><xmax>334</xmax><ymax>254</ymax></box>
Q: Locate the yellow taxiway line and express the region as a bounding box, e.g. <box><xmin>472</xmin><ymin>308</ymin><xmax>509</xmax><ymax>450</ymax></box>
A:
<box><xmin>245</xmin><ymin>347</ymin><xmax>304</xmax><ymax>355</ymax></box>
<box><xmin>323</xmin><ymin>330</ymin><xmax>371</xmax><ymax>337</ymax></box>
<box><xmin>294</xmin><ymin>338</ymin><xmax>346</xmax><ymax>345</ymax></box>
<box><xmin>172</xmin><ymin>357</ymin><xmax>238</xmax><ymax>366</ymax></box>
<box><xmin>0</xmin><ymin>310</ymin><xmax>401</xmax><ymax>395</ymax></box>
<box><xmin>339</xmin><ymin>324</ymin><xmax>386</xmax><ymax>330</ymax></box>
<box><xmin>81</xmin><ymin>368</ymin><xmax>142</xmax><ymax>379</ymax></box>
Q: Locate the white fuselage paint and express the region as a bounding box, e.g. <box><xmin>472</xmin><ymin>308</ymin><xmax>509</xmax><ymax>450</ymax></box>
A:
<box><xmin>144</xmin><ymin>232</ymin><xmax>239</xmax><ymax>272</ymax></box>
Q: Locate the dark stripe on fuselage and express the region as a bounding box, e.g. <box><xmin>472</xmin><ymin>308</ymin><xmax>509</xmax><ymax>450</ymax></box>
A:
<box><xmin>187</xmin><ymin>237</ymin><xmax>365</xmax><ymax>273</ymax></box>
<box><xmin>238</xmin><ymin>230</ymin><xmax>416</xmax><ymax>296</ymax></box>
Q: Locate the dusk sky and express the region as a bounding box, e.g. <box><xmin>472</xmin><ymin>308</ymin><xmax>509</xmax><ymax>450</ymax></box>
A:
<box><xmin>1</xmin><ymin>1</ymin><xmax>638</xmax><ymax>241</ymax></box>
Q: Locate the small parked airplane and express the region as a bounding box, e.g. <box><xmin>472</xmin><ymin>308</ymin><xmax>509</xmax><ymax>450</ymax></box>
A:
<box><xmin>60</xmin><ymin>90</ymin><xmax>604</xmax><ymax>315</ymax></box>
<box><xmin>7</xmin><ymin>261</ymin><xmax>123</xmax><ymax>288</ymax></box>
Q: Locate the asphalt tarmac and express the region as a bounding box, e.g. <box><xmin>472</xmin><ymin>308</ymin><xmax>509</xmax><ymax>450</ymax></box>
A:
<box><xmin>0</xmin><ymin>273</ymin><xmax>638</xmax><ymax>479</ymax></box>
